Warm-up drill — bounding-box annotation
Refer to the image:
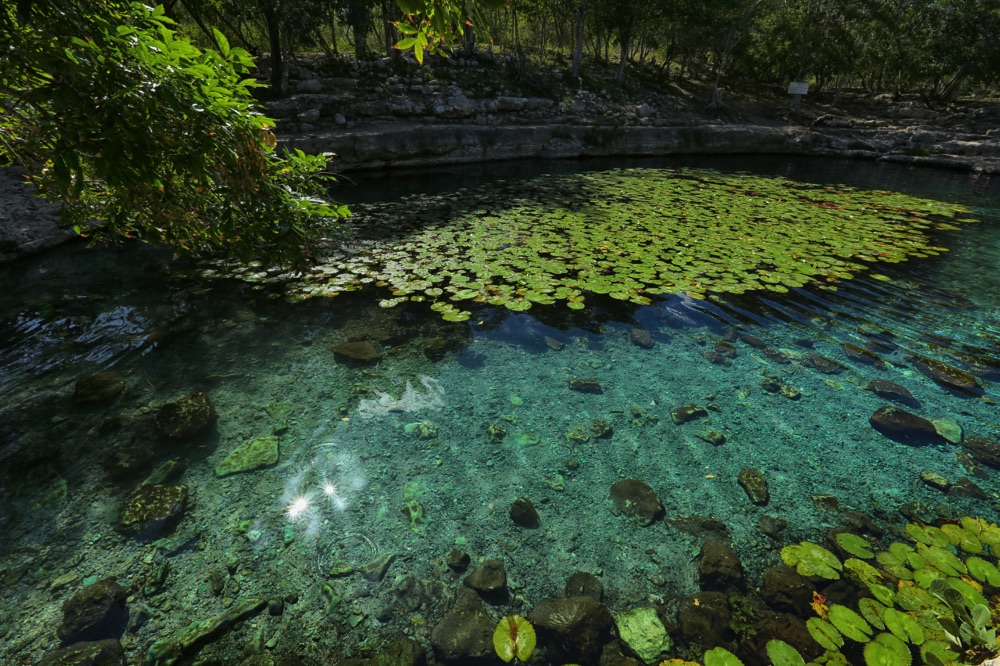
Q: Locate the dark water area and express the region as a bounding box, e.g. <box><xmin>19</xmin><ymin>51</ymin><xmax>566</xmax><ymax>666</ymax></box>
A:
<box><xmin>0</xmin><ymin>157</ymin><xmax>998</xmax><ymax>665</ymax></box>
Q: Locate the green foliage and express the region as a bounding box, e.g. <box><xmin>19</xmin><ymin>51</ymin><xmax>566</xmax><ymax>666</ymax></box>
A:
<box><xmin>702</xmin><ymin>647</ymin><xmax>743</xmax><ymax>666</ymax></box>
<box><xmin>828</xmin><ymin>604</ymin><xmax>874</xmax><ymax>642</ymax></box>
<box><xmin>808</xmin><ymin>617</ymin><xmax>845</xmax><ymax>651</ymax></box>
<box><xmin>765</xmin><ymin>639</ymin><xmax>806</xmax><ymax>666</ymax></box>
<box><xmin>493</xmin><ymin>614</ymin><xmax>536</xmax><ymax>662</ymax></box>
<box><xmin>837</xmin><ymin>533</ymin><xmax>876</xmax><ymax>559</ymax></box>
<box><xmin>0</xmin><ymin>1</ymin><xmax>347</xmax><ymax>265</ymax></box>
<box><xmin>863</xmin><ymin>632</ymin><xmax>912</xmax><ymax>666</ymax></box>
<box><xmin>782</xmin><ymin>541</ymin><xmax>843</xmax><ymax>580</ymax></box>
<box><xmin>784</xmin><ymin>518</ymin><xmax>1000</xmax><ymax>666</ymax></box>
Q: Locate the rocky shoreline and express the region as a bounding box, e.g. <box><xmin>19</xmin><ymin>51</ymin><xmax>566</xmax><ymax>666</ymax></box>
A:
<box><xmin>3</xmin><ymin>54</ymin><xmax>999</xmax><ymax>263</ymax></box>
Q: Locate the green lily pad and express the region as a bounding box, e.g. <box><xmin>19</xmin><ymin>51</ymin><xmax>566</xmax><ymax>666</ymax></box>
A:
<box><xmin>214</xmin><ymin>168</ymin><xmax>979</xmax><ymax>320</ymax></box>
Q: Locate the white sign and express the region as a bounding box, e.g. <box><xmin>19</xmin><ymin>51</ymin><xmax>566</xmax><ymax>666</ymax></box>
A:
<box><xmin>788</xmin><ymin>81</ymin><xmax>810</xmax><ymax>95</ymax></box>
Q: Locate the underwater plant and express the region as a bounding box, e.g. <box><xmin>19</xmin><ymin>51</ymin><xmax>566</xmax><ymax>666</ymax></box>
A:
<box><xmin>704</xmin><ymin>516</ymin><xmax>1000</xmax><ymax>666</ymax></box>
<box><xmin>493</xmin><ymin>614</ymin><xmax>536</xmax><ymax>663</ymax></box>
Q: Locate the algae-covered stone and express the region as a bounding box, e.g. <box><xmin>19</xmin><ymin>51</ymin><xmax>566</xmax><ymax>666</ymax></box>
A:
<box><xmin>931</xmin><ymin>417</ymin><xmax>962</xmax><ymax>444</ymax></box>
<box><xmin>73</xmin><ymin>371</ymin><xmax>125</xmax><ymax>404</ymax></box>
<box><xmin>144</xmin><ymin>597</ymin><xmax>266</xmax><ymax>666</ymax></box>
<box><xmin>737</xmin><ymin>468</ymin><xmax>769</xmax><ymax>506</ymax></box>
<box><xmin>118</xmin><ymin>484</ymin><xmax>188</xmax><ymax>538</ymax></box>
<box><xmin>155</xmin><ymin>392</ymin><xmax>215</xmax><ymax>438</ymax></box>
<box><xmin>214</xmin><ymin>436</ymin><xmax>279</xmax><ymax>477</ymax></box>
<box><xmin>909</xmin><ymin>354</ymin><xmax>983</xmax><ymax>395</ymax></box>
<box><xmin>610</xmin><ymin>479</ymin><xmax>664</xmax><ymax>526</ymax></box>
<box><xmin>614</xmin><ymin>607</ymin><xmax>672</xmax><ymax>664</ymax></box>
<box><xmin>671</xmin><ymin>404</ymin><xmax>708</xmax><ymax>425</ymax></box>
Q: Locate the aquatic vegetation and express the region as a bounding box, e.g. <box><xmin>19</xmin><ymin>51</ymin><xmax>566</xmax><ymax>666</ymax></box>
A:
<box><xmin>493</xmin><ymin>614</ymin><xmax>536</xmax><ymax>663</ymax></box>
<box><xmin>715</xmin><ymin>516</ymin><xmax>1000</xmax><ymax>666</ymax></box>
<box><xmin>262</xmin><ymin>168</ymin><xmax>977</xmax><ymax>319</ymax></box>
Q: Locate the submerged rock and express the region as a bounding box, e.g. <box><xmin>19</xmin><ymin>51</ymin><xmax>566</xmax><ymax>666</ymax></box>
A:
<box><xmin>670</xmin><ymin>404</ymin><xmax>708</xmax><ymax>425</ymax></box>
<box><xmin>629</xmin><ymin>328</ymin><xmax>655</xmax><ymax>349</ymax></box>
<box><xmin>761</xmin><ymin>565</ymin><xmax>813</xmax><ymax>615</ymax></box>
<box><xmin>962</xmin><ymin>437</ymin><xmax>1000</xmax><ymax>468</ymax></box>
<box><xmin>57</xmin><ymin>578</ymin><xmax>128</xmax><ymax>644</ymax></box>
<box><xmin>38</xmin><ymin>639</ymin><xmax>125</xmax><ymax>666</ymax></box>
<box><xmin>802</xmin><ymin>353</ymin><xmax>846</xmax><ymax>375</ymax></box>
<box><xmin>761</xmin><ymin>375</ymin><xmax>800</xmax><ymax>400</ymax></box>
<box><xmin>869</xmin><ymin>405</ymin><xmax>942</xmax><ymax>445</ymax></box>
<box><xmin>699</xmin><ymin>541</ymin><xmax>745</xmax><ymax>592</ymax></box>
<box><xmin>118</xmin><ymin>484</ymin><xmax>188</xmax><ymax>538</ymax></box>
<box><xmin>950</xmin><ymin>477</ymin><xmax>988</xmax><ymax>499</ymax></box>
<box><xmin>530</xmin><ymin>595</ymin><xmax>613</xmax><ymax>664</ymax></box>
<box><xmin>864</xmin><ymin>379</ymin><xmax>919</xmax><ymax>406</ymax></box>
<box><xmin>73</xmin><ymin>372</ymin><xmax>125</xmax><ymax>404</ymax></box>
<box><xmin>676</xmin><ymin>591</ymin><xmax>733</xmax><ymax>648</ymax></box>
<box><xmin>144</xmin><ymin>598</ymin><xmax>267</xmax><ymax>666</ymax></box>
<box><xmin>931</xmin><ymin>417</ymin><xmax>962</xmax><ymax>444</ymax></box>
<box><xmin>214</xmin><ymin>436</ymin><xmax>279</xmax><ymax>477</ymax></box>
<box><xmin>610</xmin><ymin>479</ymin><xmax>664</xmax><ymax>526</ymax></box>
<box><xmin>614</xmin><ymin>607</ymin><xmax>672</xmax><ymax>664</ymax></box>
<box><xmin>567</xmin><ymin>378</ymin><xmax>603</xmax><ymax>393</ymax></box>
<box><xmin>565</xmin><ymin>571</ymin><xmax>604</xmax><ymax>601</ymax></box>
<box><xmin>155</xmin><ymin>392</ymin><xmax>215</xmax><ymax>439</ymax></box>
<box><xmin>332</xmin><ymin>340</ymin><xmax>382</xmax><ymax>363</ymax></box>
<box><xmin>843</xmin><ymin>343</ymin><xmax>886</xmax><ymax>368</ymax></box>
<box><xmin>909</xmin><ymin>354</ymin><xmax>983</xmax><ymax>394</ymax></box>
<box><xmin>737</xmin><ymin>467</ymin><xmax>769</xmax><ymax>505</ymax></box>
<box><xmin>464</xmin><ymin>559</ymin><xmax>507</xmax><ymax>598</ymax></box>
<box><xmin>508</xmin><ymin>497</ymin><xmax>541</xmax><ymax>528</ymax></box>
<box><xmin>920</xmin><ymin>470</ymin><xmax>951</xmax><ymax>492</ymax></box>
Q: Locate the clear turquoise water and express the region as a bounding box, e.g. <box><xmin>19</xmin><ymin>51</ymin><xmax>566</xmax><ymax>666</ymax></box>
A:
<box><xmin>0</xmin><ymin>157</ymin><xmax>998</xmax><ymax>664</ymax></box>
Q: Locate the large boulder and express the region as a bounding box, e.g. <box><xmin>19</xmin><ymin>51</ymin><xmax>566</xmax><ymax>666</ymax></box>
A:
<box><xmin>869</xmin><ymin>405</ymin><xmax>942</xmax><ymax>445</ymax></box>
<box><xmin>430</xmin><ymin>589</ymin><xmax>495</xmax><ymax>663</ymax></box>
<box><xmin>57</xmin><ymin>579</ymin><xmax>128</xmax><ymax>645</ymax></box>
<box><xmin>155</xmin><ymin>392</ymin><xmax>215</xmax><ymax>439</ymax></box>
<box><xmin>530</xmin><ymin>595</ymin><xmax>613</xmax><ymax>664</ymax></box>
<box><xmin>610</xmin><ymin>479</ymin><xmax>664</xmax><ymax>526</ymax></box>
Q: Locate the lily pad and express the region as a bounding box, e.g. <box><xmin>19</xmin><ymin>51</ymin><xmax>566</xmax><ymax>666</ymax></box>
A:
<box><xmin>213</xmin><ymin>168</ymin><xmax>979</xmax><ymax>319</ymax></box>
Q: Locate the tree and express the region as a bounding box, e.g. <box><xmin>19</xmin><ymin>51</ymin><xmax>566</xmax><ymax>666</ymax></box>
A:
<box><xmin>0</xmin><ymin>1</ymin><xmax>347</xmax><ymax>265</ymax></box>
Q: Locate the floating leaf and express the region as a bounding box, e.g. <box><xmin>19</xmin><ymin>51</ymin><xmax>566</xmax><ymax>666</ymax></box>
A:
<box><xmin>828</xmin><ymin>604</ymin><xmax>873</xmax><ymax>642</ymax></box>
<box><xmin>939</xmin><ymin>524</ymin><xmax>983</xmax><ymax>554</ymax></box>
<box><xmin>781</xmin><ymin>542</ymin><xmax>843</xmax><ymax>580</ymax></box>
<box><xmin>837</xmin><ymin>533</ymin><xmax>875</xmax><ymax>559</ymax></box>
<box><xmin>966</xmin><ymin>556</ymin><xmax>1000</xmax><ymax>586</ymax></box>
<box><xmin>846</xmin><ymin>558</ymin><xmax>883</xmax><ymax>585</ymax></box>
<box><xmin>859</xmin><ymin>598</ymin><xmax>888</xmax><ymax>630</ymax></box>
<box><xmin>883</xmin><ymin>608</ymin><xmax>925</xmax><ymax>645</ymax></box>
<box><xmin>230</xmin><ymin>168</ymin><xmax>978</xmax><ymax>319</ymax></box>
<box><xmin>916</xmin><ymin>544</ymin><xmax>967</xmax><ymax>577</ymax></box>
<box><xmin>493</xmin><ymin>615</ymin><xmax>536</xmax><ymax>663</ymax></box>
<box><xmin>766</xmin><ymin>639</ymin><xmax>806</xmax><ymax>666</ymax></box>
<box><xmin>807</xmin><ymin>617</ymin><xmax>844</xmax><ymax>651</ymax></box>
<box><xmin>703</xmin><ymin>647</ymin><xmax>745</xmax><ymax>666</ymax></box>
<box><xmin>864</xmin><ymin>632</ymin><xmax>912</xmax><ymax>666</ymax></box>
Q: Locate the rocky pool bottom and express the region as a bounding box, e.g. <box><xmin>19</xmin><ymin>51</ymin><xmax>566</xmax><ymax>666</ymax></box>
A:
<box><xmin>0</xmin><ymin>159</ymin><xmax>998</xmax><ymax>666</ymax></box>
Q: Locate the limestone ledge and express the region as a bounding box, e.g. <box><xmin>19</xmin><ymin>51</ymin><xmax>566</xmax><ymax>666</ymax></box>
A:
<box><xmin>283</xmin><ymin>122</ymin><xmax>1000</xmax><ymax>174</ymax></box>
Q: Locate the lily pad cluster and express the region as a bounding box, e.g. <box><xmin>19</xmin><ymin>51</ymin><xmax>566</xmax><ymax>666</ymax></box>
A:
<box><xmin>255</xmin><ymin>168</ymin><xmax>977</xmax><ymax>320</ymax></box>
<box><xmin>738</xmin><ymin>516</ymin><xmax>1000</xmax><ymax>666</ymax></box>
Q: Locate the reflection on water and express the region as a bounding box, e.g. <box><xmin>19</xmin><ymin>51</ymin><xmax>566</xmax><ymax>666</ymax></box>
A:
<box><xmin>0</xmin><ymin>158</ymin><xmax>998</xmax><ymax>665</ymax></box>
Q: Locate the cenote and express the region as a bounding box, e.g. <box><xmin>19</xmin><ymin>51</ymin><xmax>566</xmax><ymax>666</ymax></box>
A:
<box><xmin>1</xmin><ymin>156</ymin><xmax>999</xmax><ymax>666</ymax></box>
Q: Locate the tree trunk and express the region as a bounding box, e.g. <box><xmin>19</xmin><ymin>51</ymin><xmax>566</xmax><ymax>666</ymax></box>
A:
<box><xmin>571</xmin><ymin>6</ymin><xmax>586</xmax><ymax>77</ymax></box>
<box><xmin>262</xmin><ymin>3</ymin><xmax>285</xmax><ymax>95</ymax></box>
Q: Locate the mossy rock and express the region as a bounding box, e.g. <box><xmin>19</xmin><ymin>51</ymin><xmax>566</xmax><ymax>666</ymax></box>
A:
<box><xmin>214</xmin><ymin>436</ymin><xmax>280</xmax><ymax>477</ymax></box>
